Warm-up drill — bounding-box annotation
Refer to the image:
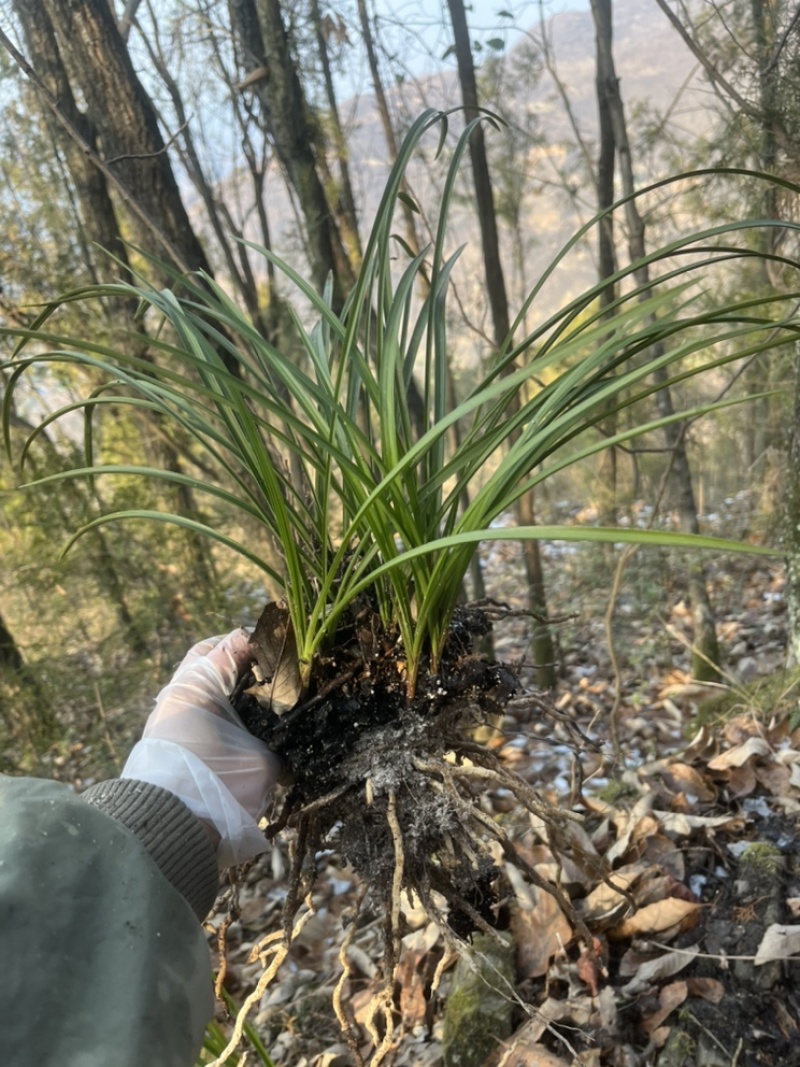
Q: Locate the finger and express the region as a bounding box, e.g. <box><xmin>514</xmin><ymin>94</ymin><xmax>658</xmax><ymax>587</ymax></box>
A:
<box><xmin>175</xmin><ymin>634</ymin><xmax>225</xmax><ymax>672</ymax></box>
<box><xmin>202</xmin><ymin>628</ymin><xmax>254</xmax><ymax>693</ymax></box>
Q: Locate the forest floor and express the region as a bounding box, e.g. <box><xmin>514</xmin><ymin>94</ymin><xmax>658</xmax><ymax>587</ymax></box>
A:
<box><xmin>199</xmin><ymin>493</ymin><xmax>800</xmax><ymax>1067</ymax></box>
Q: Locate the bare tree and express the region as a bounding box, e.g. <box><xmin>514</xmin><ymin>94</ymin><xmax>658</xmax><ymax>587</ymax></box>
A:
<box><xmin>592</xmin><ymin>0</ymin><xmax>721</xmax><ymax>680</ymax></box>
<box><xmin>446</xmin><ymin>0</ymin><xmax>557</xmax><ymax>686</ymax></box>
<box><xmin>228</xmin><ymin>0</ymin><xmax>355</xmax><ymax>309</ymax></box>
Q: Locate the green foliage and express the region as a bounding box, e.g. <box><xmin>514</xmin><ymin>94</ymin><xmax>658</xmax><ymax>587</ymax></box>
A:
<box><xmin>3</xmin><ymin>111</ymin><xmax>798</xmax><ymax>697</ymax></box>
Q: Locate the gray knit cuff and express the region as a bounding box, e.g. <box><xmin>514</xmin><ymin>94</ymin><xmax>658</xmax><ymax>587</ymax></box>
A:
<box><xmin>82</xmin><ymin>778</ymin><xmax>220</xmax><ymax>920</ymax></box>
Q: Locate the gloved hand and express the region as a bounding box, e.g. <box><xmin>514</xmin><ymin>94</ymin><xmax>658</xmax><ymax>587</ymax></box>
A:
<box><xmin>122</xmin><ymin>628</ymin><xmax>280</xmax><ymax>869</ymax></box>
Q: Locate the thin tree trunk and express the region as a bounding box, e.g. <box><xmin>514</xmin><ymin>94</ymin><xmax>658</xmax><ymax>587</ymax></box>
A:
<box><xmin>594</xmin><ymin>0</ymin><xmax>618</xmax><ymax>534</ymax></box>
<box><xmin>228</xmin><ymin>0</ymin><xmax>354</xmax><ymax>309</ymax></box>
<box><xmin>447</xmin><ymin>0</ymin><xmax>556</xmax><ymax>686</ymax></box>
<box><xmin>309</xmin><ymin>0</ymin><xmax>362</xmax><ymax>265</ymax></box>
<box><xmin>592</xmin><ymin>0</ymin><xmax>720</xmax><ymax>681</ymax></box>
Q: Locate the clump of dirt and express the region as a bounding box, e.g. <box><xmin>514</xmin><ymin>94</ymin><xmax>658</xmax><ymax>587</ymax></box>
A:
<box><xmin>233</xmin><ymin>601</ymin><xmax>532</xmax><ymax>948</ymax></box>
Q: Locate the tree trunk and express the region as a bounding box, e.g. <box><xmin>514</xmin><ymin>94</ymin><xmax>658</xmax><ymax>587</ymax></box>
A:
<box><xmin>785</xmin><ymin>344</ymin><xmax>800</xmax><ymax>665</ymax></box>
<box><xmin>446</xmin><ymin>0</ymin><xmax>556</xmax><ymax>686</ymax></box>
<box><xmin>38</xmin><ymin>0</ymin><xmax>213</xmax><ymax>280</ymax></box>
<box><xmin>14</xmin><ymin>0</ymin><xmax>130</xmax><ymax>285</ymax></box>
<box><xmin>228</xmin><ymin>0</ymin><xmax>354</xmax><ymax>309</ymax></box>
<box><xmin>591</xmin><ymin>0</ymin><xmax>720</xmax><ymax>681</ymax></box>
<box><xmin>309</xmin><ymin>0</ymin><xmax>362</xmax><ymax>265</ymax></box>
<box><xmin>593</xmin><ymin>0</ymin><xmax>618</xmax><ymax>535</ymax></box>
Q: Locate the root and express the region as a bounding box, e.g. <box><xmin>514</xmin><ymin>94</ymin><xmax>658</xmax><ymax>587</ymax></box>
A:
<box><xmin>209</xmin><ymin>904</ymin><xmax>316</xmax><ymax>1067</ymax></box>
<box><xmin>333</xmin><ymin>888</ymin><xmax>367</xmax><ymax>1067</ymax></box>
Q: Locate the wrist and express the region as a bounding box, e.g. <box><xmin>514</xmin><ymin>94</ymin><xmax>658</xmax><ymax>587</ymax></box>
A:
<box><xmin>81</xmin><ymin>778</ymin><xmax>220</xmax><ymax>920</ymax></box>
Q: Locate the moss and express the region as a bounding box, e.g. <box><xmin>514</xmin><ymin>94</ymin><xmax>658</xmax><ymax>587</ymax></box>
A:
<box><xmin>597</xmin><ymin>778</ymin><xmax>638</xmax><ymax>804</ymax></box>
<box><xmin>739</xmin><ymin>841</ymin><xmax>783</xmax><ymax>881</ymax></box>
<box><xmin>441</xmin><ymin>933</ymin><xmax>515</xmax><ymax>1067</ymax></box>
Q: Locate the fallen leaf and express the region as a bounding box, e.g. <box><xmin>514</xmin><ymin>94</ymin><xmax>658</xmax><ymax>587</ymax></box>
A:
<box><xmin>661</xmin><ymin>763</ymin><xmax>716</xmax><ymax>803</ymax></box>
<box><xmin>708</xmin><ymin>736</ymin><xmax>772</xmax><ymax>769</ymax></box>
<box><xmin>621</xmin><ymin>946</ymin><xmax>699</xmax><ymax>994</ymax></box>
<box><xmin>685</xmin><ymin>977</ymin><xmax>725</xmax><ymax>1003</ymax></box>
<box><xmin>755</xmin><ymin>923</ymin><xmax>800</xmax><ymax>965</ymax></box>
<box><xmin>723</xmin><ymin>762</ymin><xmax>758</xmax><ymax>798</ymax></box>
<box><xmin>576</xmin><ymin>938</ymin><xmax>605</xmax><ymax>997</ymax></box>
<box><xmin>642</xmin><ymin>980</ymin><xmax>688</xmax><ymax>1035</ymax></box>
<box><xmin>513</xmin><ymin>882</ymin><xmax>573</xmax><ymax>978</ymax></box>
<box><xmin>609</xmin><ymin>898</ymin><xmax>702</xmax><ymax>940</ymax></box>
<box><xmin>579</xmin><ymin>865</ymin><xmax>645</xmax><ymax>926</ymax></box>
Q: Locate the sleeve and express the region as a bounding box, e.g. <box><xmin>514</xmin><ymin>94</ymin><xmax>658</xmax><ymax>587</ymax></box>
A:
<box><xmin>0</xmin><ymin>774</ymin><xmax>216</xmax><ymax>1067</ymax></box>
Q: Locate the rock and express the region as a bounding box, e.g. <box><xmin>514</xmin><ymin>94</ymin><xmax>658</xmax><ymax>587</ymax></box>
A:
<box><xmin>441</xmin><ymin>933</ymin><xmax>515</xmax><ymax>1067</ymax></box>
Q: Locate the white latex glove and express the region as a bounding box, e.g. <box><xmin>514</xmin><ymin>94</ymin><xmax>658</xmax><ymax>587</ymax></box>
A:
<box><xmin>122</xmin><ymin>628</ymin><xmax>280</xmax><ymax>869</ymax></box>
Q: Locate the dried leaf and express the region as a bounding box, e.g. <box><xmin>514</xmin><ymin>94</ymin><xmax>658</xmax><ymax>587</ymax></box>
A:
<box><xmin>249</xmin><ymin>602</ymin><xmax>302</xmax><ymax>713</ymax></box>
<box><xmin>609</xmin><ymin>898</ymin><xmax>702</xmax><ymax>940</ymax></box>
<box><xmin>575</xmin><ymin>938</ymin><xmax>605</xmax><ymax>997</ymax></box>
<box><xmin>513</xmin><ymin>883</ymin><xmax>573</xmax><ymax>978</ymax></box>
<box><xmin>621</xmin><ymin>946</ymin><xmax>698</xmax><ymax>994</ymax></box>
<box><xmin>708</xmin><ymin>736</ymin><xmax>772</xmax><ymax>769</ymax></box>
<box><xmin>724</xmin><ymin>762</ymin><xmax>758</xmax><ymax>798</ymax></box>
<box><xmin>685</xmin><ymin>977</ymin><xmax>725</xmax><ymax>1003</ymax></box>
<box><xmin>580</xmin><ymin>865</ymin><xmax>645</xmax><ymax>926</ymax></box>
<box><xmin>661</xmin><ymin>762</ymin><xmax>716</xmax><ymax>803</ymax></box>
<box><xmin>656</xmin><ymin>812</ymin><xmax>744</xmax><ymax>835</ymax></box>
<box><xmin>754</xmin><ymin>923</ymin><xmax>800</xmax><ymax>965</ymax></box>
<box><xmin>641</xmin><ymin>980</ymin><xmax>688</xmax><ymax>1035</ymax></box>
<box><xmin>683</xmin><ymin>723</ymin><xmax>717</xmax><ymax>763</ymax></box>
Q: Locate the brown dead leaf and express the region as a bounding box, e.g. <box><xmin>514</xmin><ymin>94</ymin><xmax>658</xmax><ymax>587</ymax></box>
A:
<box><xmin>754</xmin><ymin>759</ymin><xmax>792</xmax><ymax>796</ymax></box>
<box><xmin>249</xmin><ymin>602</ymin><xmax>302</xmax><ymax>713</ymax></box>
<box><xmin>579</xmin><ymin>865</ymin><xmax>645</xmax><ymax>927</ymax></box>
<box><xmin>707</xmin><ymin>736</ymin><xmax>773</xmax><ymax>770</ymax></box>
<box><xmin>641</xmin><ymin>980</ymin><xmax>688</xmax><ymax>1035</ymax></box>
<box><xmin>660</xmin><ymin>763</ymin><xmax>716</xmax><ymax>804</ymax></box>
<box><xmin>685</xmin><ymin>977</ymin><xmax>725</xmax><ymax>1003</ymax></box>
<box><xmin>683</xmin><ymin>724</ymin><xmax>717</xmax><ymax>763</ymax></box>
<box><xmin>723</xmin><ymin>762</ymin><xmax>758</xmax><ymax>798</ymax></box>
<box><xmin>609</xmin><ymin>898</ymin><xmax>702</xmax><ymax>940</ymax></box>
<box><xmin>513</xmin><ymin>882</ymin><xmax>573</xmax><ymax>978</ymax></box>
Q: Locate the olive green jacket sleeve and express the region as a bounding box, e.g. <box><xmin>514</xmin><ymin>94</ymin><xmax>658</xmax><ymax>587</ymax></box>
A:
<box><xmin>0</xmin><ymin>774</ymin><xmax>216</xmax><ymax>1067</ymax></box>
